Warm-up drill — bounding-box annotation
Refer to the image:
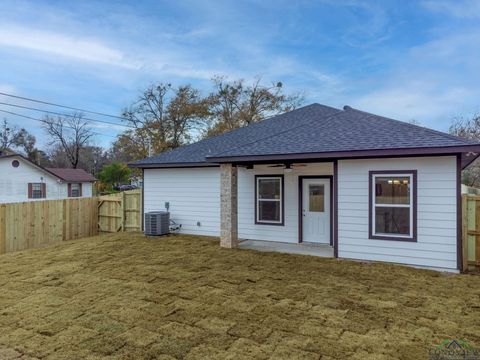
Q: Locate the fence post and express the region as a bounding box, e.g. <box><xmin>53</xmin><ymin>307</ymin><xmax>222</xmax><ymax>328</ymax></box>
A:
<box><xmin>92</xmin><ymin>198</ymin><xmax>98</xmax><ymax>236</ymax></box>
<box><xmin>121</xmin><ymin>191</ymin><xmax>126</xmax><ymax>232</ymax></box>
<box><xmin>139</xmin><ymin>189</ymin><xmax>142</xmax><ymax>232</ymax></box>
<box><xmin>62</xmin><ymin>199</ymin><xmax>67</xmax><ymax>241</ymax></box>
<box><xmin>462</xmin><ymin>195</ymin><xmax>468</xmax><ymax>272</ymax></box>
<box><xmin>0</xmin><ymin>204</ymin><xmax>6</xmax><ymax>254</ymax></box>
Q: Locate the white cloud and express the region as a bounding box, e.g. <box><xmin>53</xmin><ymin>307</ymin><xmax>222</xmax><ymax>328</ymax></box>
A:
<box><xmin>152</xmin><ymin>63</ymin><xmax>225</xmax><ymax>81</ymax></box>
<box><xmin>89</xmin><ymin>122</ymin><xmax>129</xmax><ymax>133</ymax></box>
<box><xmin>2</xmin><ymin>0</ymin><xmax>479</xmax><ymax>137</ymax></box>
<box><xmin>0</xmin><ymin>25</ymin><xmax>140</xmax><ymax>69</ymax></box>
<box><xmin>349</xmin><ymin>20</ymin><xmax>480</xmax><ymax>128</ymax></box>
<box><xmin>421</xmin><ymin>0</ymin><xmax>480</xmax><ymax>18</ymax></box>
<box><xmin>0</xmin><ymin>84</ymin><xmax>16</xmax><ymax>94</ymax></box>
<box><xmin>352</xmin><ymin>84</ymin><xmax>472</xmax><ymax>122</ymax></box>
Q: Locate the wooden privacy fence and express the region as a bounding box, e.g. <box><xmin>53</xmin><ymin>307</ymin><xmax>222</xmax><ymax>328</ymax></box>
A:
<box><xmin>98</xmin><ymin>189</ymin><xmax>142</xmax><ymax>233</ymax></box>
<box><xmin>0</xmin><ymin>190</ymin><xmax>141</xmax><ymax>255</ymax></box>
<box><xmin>0</xmin><ymin>197</ymin><xmax>98</xmax><ymax>255</ymax></box>
<box><xmin>462</xmin><ymin>194</ymin><xmax>480</xmax><ymax>271</ymax></box>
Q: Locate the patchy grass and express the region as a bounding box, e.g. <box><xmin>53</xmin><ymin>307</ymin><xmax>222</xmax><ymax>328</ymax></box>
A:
<box><xmin>0</xmin><ymin>233</ymin><xmax>479</xmax><ymax>359</ymax></box>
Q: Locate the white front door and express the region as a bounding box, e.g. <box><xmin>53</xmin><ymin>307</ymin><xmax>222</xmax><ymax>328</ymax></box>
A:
<box><xmin>302</xmin><ymin>178</ymin><xmax>330</xmax><ymax>244</ymax></box>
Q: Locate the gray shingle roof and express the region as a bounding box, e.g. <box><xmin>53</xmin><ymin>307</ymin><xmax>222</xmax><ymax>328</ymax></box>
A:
<box><xmin>130</xmin><ymin>103</ymin><xmax>479</xmax><ymax>167</ymax></box>
<box><xmin>131</xmin><ymin>103</ymin><xmax>339</xmax><ymax>166</ymax></box>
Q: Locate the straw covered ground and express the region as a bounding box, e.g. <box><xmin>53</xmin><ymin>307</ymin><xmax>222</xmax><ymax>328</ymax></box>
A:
<box><xmin>0</xmin><ymin>232</ymin><xmax>479</xmax><ymax>359</ymax></box>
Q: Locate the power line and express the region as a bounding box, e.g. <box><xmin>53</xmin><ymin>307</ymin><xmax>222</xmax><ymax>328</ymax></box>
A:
<box><xmin>0</xmin><ymin>101</ymin><xmax>134</xmax><ymax>129</ymax></box>
<box><xmin>0</xmin><ymin>91</ymin><xmax>130</xmax><ymax>121</ymax></box>
<box><xmin>0</xmin><ymin>109</ymin><xmax>119</xmax><ymax>139</ymax></box>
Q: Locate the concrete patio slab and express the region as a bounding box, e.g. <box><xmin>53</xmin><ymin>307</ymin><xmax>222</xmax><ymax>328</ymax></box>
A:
<box><xmin>238</xmin><ymin>239</ymin><xmax>334</xmax><ymax>257</ymax></box>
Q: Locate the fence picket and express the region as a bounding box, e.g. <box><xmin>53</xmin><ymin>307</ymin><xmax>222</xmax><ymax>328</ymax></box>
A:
<box><xmin>0</xmin><ymin>189</ymin><xmax>142</xmax><ymax>254</ymax></box>
<box><xmin>98</xmin><ymin>189</ymin><xmax>141</xmax><ymax>233</ymax></box>
<box><xmin>0</xmin><ymin>198</ymin><xmax>99</xmax><ymax>255</ymax></box>
<box><xmin>0</xmin><ymin>205</ymin><xmax>5</xmax><ymax>254</ymax></box>
<box><xmin>463</xmin><ymin>195</ymin><xmax>480</xmax><ymax>271</ymax></box>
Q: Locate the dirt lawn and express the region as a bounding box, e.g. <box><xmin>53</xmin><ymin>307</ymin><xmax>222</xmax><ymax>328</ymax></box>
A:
<box><xmin>0</xmin><ymin>233</ymin><xmax>479</xmax><ymax>359</ymax></box>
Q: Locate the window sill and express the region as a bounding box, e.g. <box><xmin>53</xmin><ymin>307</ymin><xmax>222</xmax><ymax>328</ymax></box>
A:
<box><xmin>369</xmin><ymin>234</ymin><xmax>417</xmax><ymax>242</ymax></box>
<box><xmin>255</xmin><ymin>221</ymin><xmax>285</xmax><ymax>226</ymax></box>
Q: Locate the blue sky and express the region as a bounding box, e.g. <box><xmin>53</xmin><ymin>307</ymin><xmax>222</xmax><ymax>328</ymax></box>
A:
<box><xmin>0</xmin><ymin>0</ymin><xmax>479</xmax><ymax>148</ymax></box>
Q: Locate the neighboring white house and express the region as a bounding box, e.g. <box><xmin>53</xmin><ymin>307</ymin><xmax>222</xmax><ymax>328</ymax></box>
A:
<box><xmin>0</xmin><ymin>153</ymin><xmax>96</xmax><ymax>204</ymax></box>
<box><xmin>131</xmin><ymin>104</ymin><xmax>480</xmax><ymax>273</ymax></box>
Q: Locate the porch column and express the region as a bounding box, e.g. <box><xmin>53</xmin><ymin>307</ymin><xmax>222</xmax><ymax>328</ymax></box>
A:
<box><xmin>220</xmin><ymin>163</ymin><xmax>238</xmax><ymax>248</ymax></box>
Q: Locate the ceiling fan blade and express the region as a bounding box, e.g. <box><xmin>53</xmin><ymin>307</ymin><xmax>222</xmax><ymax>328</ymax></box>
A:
<box><xmin>267</xmin><ymin>164</ymin><xmax>284</xmax><ymax>167</ymax></box>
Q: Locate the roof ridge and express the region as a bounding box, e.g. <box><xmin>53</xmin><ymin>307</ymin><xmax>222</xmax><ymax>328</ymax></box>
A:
<box><xmin>345</xmin><ymin>106</ymin><xmax>479</xmax><ymax>145</ymax></box>
<box><xmin>207</xmin><ymin>108</ymin><xmax>345</xmax><ymax>158</ymax></box>
<box><xmin>135</xmin><ymin>103</ymin><xmax>341</xmax><ymax>162</ymax></box>
<box><xmin>46</xmin><ymin>167</ymin><xmax>89</xmax><ymax>171</ymax></box>
<box><xmin>205</xmin><ymin>103</ymin><xmax>338</xmax><ymax>143</ymax></box>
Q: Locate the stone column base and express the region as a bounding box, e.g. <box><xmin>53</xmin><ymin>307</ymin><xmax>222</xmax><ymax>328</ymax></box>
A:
<box><xmin>220</xmin><ymin>163</ymin><xmax>238</xmax><ymax>248</ymax></box>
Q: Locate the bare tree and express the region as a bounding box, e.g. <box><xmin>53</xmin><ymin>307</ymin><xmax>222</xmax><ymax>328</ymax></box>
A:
<box><xmin>450</xmin><ymin>114</ymin><xmax>480</xmax><ymax>187</ymax></box>
<box><xmin>42</xmin><ymin>113</ymin><xmax>94</xmax><ymax>168</ymax></box>
<box><xmin>120</xmin><ymin>83</ymin><xmax>210</xmax><ymax>159</ymax></box>
<box><xmin>122</xmin><ymin>83</ymin><xmax>170</xmax><ymax>151</ymax></box>
<box><xmin>1</xmin><ymin>119</ymin><xmax>28</xmax><ymax>152</ymax></box>
<box><xmin>449</xmin><ymin>115</ymin><xmax>480</xmax><ymax>140</ymax></box>
<box><xmin>167</xmin><ymin>85</ymin><xmax>211</xmax><ymax>147</ymax></box>
<box><xmin>0</xmin><ymin>119</ymin><xmax>42</xmax><ymax>162</ymax></box>
<box><xmin>204</xmin><ymin>76</ymin><xmax>304</xmax><ymax>137</ymax></box>
<box><xmin>113</xmin><ymin>77</ymin><xmax>303</xmax><ymax>161</ymax></box>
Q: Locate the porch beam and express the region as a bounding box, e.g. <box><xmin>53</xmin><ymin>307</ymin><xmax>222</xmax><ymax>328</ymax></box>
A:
<box><xmin>220</xmin><ymin>163</ymin><xmax>238</xmax><ymax>248</ymax></box>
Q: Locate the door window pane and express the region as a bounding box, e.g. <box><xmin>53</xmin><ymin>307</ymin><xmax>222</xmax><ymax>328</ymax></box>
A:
<box><xmin>309</xmin><ymin>184</ymin><xmax>324</xmax><ymax>212</ymax></box>
<box><xmin>375</xmin><ymin>207</ymin><xmax>410</xmax><ymax>235</ymax></box>
<box><xmin>258</xmin><ymin>201</ymin><xmax>280</xmax><ymax>222</ymax></box>
<box><xmin>375</xmin><ymin>177</ymin><xmax>410</xmax><ymax>204</ymax></box>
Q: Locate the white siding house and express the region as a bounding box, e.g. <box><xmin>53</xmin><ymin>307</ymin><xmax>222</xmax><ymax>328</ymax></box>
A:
<box><xmin>337</xmin><ymin>157</ymin><xmax>457</xmax><ymax>271</ymax></box>
<box><xmin>0</xmin><ymin>154</ymin><xmax>95</xmax><ymax>204</ymax></box>
<box><xmin>144</xmin><ymin>163</ymin><xmax>333</xmax><ymax>241</ymax></box>
<box><xmin>143</xmin><ymin>157</ymin><xmax>458</xmax><ymax>271</ymax></box>
<box><xmin>237</xmin><ymin>163</ymin><xmax>333</xmax><ymax>243</ymax></box>
<box><xmin>144</xmin><ymin>168</ymin><xmax>220</xmax><ymax>236</ymax></box>
<box><xmin>133</xmin><ymin>103</ymin><xmax>480</xmax><ymax>273</ymax></box>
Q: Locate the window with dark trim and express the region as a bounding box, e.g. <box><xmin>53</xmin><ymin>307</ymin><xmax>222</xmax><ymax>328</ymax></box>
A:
<box><xmin>369</xmin><ymin>170</ymin><xmax>417</xmax><ymax>242</ymax></box>
<box><xmin>28</xmin><ymin>183</ymin><xmax>46</xmax><ymax>199</ymax></box>
<box><xmin>69</xmin><ymin>183</ymin><xmax>82</xmax><ymax>197</ymax></box>
<box><xmin>255</xmin><ymin>175</ymin><xmax>284</xmax><ymax>225</ymax></box>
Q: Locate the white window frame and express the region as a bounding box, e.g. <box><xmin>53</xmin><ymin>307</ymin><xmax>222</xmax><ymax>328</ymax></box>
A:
<box><xmin>32</xmin><ymin>183</ymin><xmax>44</xmax><ymax>199</ymax></box>
<box><xmin>370</xmin><ymin>172</ymin><xmax>415</xmax><ymax>241</ymax></box>
<box><xmin>256</xmin><ymin>176</ymin><xmax>283</xmax><ymax>225</ymax></box>
<box><xmin>70</xmin><ymin>183</ymin><xmax>81</xmax><ymax>197</ymax></box>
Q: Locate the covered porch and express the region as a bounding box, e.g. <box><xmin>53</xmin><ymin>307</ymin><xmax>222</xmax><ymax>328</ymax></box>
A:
<box><xmin>220</xmin><ymin>161</ymin><xmax>338</xmax><ymax>257</ymax></box>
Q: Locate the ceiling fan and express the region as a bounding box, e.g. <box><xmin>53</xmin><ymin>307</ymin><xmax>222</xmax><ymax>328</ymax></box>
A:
<box><xmin>267</xmin><ymin>163</ymin><xmax>307</xmax><ymax>168</ymax></box>
<box><xmin>238</xmin><ymin>163</ymin><xmax>307</xmax><ymax>172</ymax></box>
